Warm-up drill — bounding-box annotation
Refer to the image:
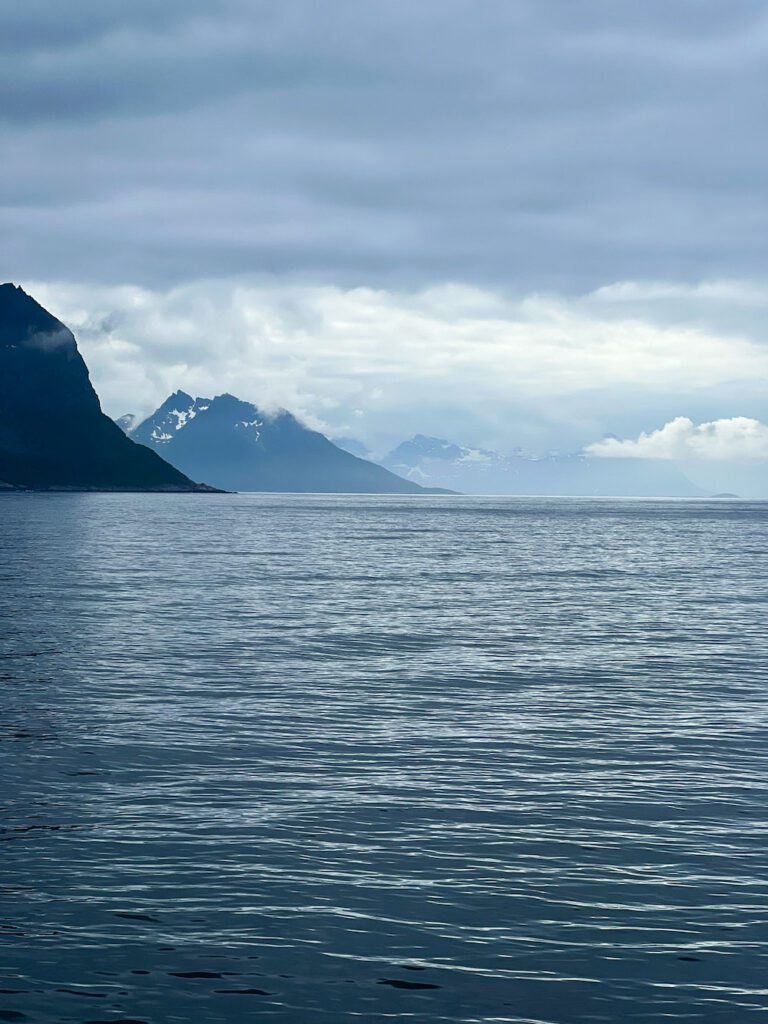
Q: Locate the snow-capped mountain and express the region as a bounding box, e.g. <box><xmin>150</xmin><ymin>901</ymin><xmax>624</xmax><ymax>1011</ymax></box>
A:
<box><xmin>383</xmin><ymin>435</ymin><xmax>506</xmax><ymax>484</ymax></box>
<box><xmin>381</xmin><ymin>434</ymin><xmax>703</xmax><ymax>496</ymax></box>
<box><xmin>128</xmin><ymin>394</ymin><xmax>445</xmax><ymax>493</ymax></box>
<box><xmin>129</xmin><ymin>392</ymin><xmax>211</xmax><ymax>444</ymax></box>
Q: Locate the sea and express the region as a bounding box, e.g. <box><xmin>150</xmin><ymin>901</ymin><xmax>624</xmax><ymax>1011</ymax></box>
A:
<box><xmin>1</xmin><ymin>493</ymin><xmax>766</xmax><ymax>1024</ymax></box>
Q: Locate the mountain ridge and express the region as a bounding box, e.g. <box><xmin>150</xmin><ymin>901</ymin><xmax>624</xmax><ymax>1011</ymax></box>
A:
<box><xmin>0</xmin><ymin>284</ymin><xmax>217</xmax><ymax>492</ymax></box>
<box><xmin>127</xmin><ymin>393</ymin><xmax>451</xmax><ymax>494</ymax></box>
<box><xmin>379</xmin><ymin>433</ymin><xmax>704</xmax><ymax>497</ymax></box>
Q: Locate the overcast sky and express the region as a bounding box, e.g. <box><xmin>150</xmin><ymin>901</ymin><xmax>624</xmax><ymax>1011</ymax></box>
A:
<box><xmin>4</xmin><ymin>1</ymin><xmax>768</xmax><ymax>459</ymax></box>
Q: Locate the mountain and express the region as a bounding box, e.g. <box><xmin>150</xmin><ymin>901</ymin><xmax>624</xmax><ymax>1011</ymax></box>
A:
<box><xmin>381</xmin><ymin>434</ymin><xmax>703</xmax><ymax>496</ymax></box>
<box><xmin>130</xmin><ymin>393</ymin><xmax>447</xmax><ymax>493</ymax></box>
<box><xmin>0</xmin><ymin>284</ymin><xmax>214</xmax><ymax>491</ymax></box>
<box><xmin>677</xmin><ymin>460</ymin><xmax>768</xmax><ymax>500</ymax></box>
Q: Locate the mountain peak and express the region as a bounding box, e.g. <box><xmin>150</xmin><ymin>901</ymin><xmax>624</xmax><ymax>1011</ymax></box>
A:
<box><xmin>0</xmin><ymin>288</ymin><xmax>213</xmax><ymax>490</ymax></box>
<box><xmin>161</xmin><ymin>389</ymin><xmax>195</xmax><ymax>407</ymax></box>
<box><xmin>381</xmin><ymin>432</ymin><xmax>702</xmax><ymax>496</ymax></box>
<box><xmin>132</xmin><ymin>392</ymin><xmax>214</xmax><ymax>446</ymax></box>
<box><xmin>388</xmin><ymin>435</ymin><xmax>466</xmax><ymax>463</ymax></box>
<box><xmin>0</xmin><ymin>282</ymin><xmax>43</xmax><ymax>305</ymax></box>
<box><xmin>132</xmin><ymin>390</ymin><xmax>437</xmax><ymax>493</ymax></box>
<box><xmin>0</xmin><ymin>282</ymin><xmax>75</xmax><ymax>352</ymax></box>
<box><xmin>208</xmin><ymin>392</ymin><xmax>252</xmax><ymax>410</ymax></box>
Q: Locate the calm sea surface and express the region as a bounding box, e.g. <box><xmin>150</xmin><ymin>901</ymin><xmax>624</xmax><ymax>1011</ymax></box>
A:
<box><xmin>1</xmin><ymin>494</ymin><xmax>767</xmax><ymax>1024</ymax></box>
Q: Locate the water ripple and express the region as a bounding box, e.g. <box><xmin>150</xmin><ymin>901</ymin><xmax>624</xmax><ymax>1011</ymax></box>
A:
<box><xmin>0</xmin><ymin>493</ymin><xmax>766</xmax><ymax>1023</ymax></box>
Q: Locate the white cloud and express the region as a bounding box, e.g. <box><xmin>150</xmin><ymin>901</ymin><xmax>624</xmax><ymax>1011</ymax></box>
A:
<box><xmin>589</xmin><ymin>279</ymin><xmax>768</xmax><ymax>306</ymax></box>
<box><xmin>24</xmin><ymin>278</ymin><xmax>768</xmax><ymax>429</ymax></box>
<box><xmin>587</xmin><ymin>416</ymin><xmax>768</xmax><ymax>461</ymax></box>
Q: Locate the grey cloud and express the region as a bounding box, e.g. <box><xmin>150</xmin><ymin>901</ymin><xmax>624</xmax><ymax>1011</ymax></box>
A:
<box><xmin>1</xmin><ymin>1</ymin><xmax>768</xmax><ymax>290</ymax></box>
<box><xmin>0</xmin><ymin>1</ymin><xmax>216</xmax><ymax>54</ymax></box>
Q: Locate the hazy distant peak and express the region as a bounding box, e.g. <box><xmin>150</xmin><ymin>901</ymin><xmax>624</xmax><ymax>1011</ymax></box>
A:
<box><xmin>380</xmin><ymin>430</ymin><xmax>703</xmax><ymax>496</ymax></box>
<box><xmin>331</xmin><ymin>437</ymin><xmax>371</xmax><ymax>459</ymax></box>
<box><xmin>388</xmin><ymin>434</ymin><xmax>488</xmax><ymax>464</ymax></box>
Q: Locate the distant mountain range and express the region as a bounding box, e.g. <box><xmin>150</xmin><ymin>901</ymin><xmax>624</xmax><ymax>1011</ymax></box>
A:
<box><xmin>0</xmin><ymin>284</ymin><xmax>212</xmax><ymax>492</ymax></box>
<box><xmin>371</xmin><ymin>433</ymin><xmax>703</xmax><ymax>496</ymax></box>
<box><xmin>0</xmin><ymin>282</ymin><xmax>712</xmax><ymax>498</ymax></box>
<box><xmin>121</xmin><ymin>393</ymin><xmax>444</xmax><ymax>493</ymax></box>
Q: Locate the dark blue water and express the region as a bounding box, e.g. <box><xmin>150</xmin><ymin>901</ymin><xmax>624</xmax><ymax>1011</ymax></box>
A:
<box><xmin>1</xmin><ymin>494</ymin><xmax>767</xmax><ymax>1024</ymax></box>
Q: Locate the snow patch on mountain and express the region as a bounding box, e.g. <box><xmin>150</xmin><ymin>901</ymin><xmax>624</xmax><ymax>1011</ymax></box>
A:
<box><xmin>128</xmin><ymin>393</ymin><xmax>440</xmax><ymax>493</ymax></box>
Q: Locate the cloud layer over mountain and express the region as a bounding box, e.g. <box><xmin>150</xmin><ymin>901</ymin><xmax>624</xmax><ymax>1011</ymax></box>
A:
<box><xmin>26</xmin><ymin>277</ymin><xmax>768</xmax><ymax>456</ymax></box>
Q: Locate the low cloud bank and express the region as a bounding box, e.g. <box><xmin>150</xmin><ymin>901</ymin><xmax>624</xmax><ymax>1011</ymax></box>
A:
<box><xmin>587</xmin><ymin>416</ymin><xmax>768</xmax><ymax>461</ymax></box>
<box><xmin>24</xmin><ymin>279</ymin><xmax>768</xmax><ymax>430</ymax></box>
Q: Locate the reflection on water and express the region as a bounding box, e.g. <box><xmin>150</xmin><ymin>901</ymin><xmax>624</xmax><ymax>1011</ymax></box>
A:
<box><xmin>0</xmin><ymin>493</ymin><xmax>766</xmax><ymax>1023</ymax></box>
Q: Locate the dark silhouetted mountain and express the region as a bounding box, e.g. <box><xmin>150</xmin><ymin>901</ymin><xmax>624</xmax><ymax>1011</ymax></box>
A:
<box><xmin>131</xmin><ymin>393</ymin><xmax>448</xmax><ymax>493</ymax></box>
<box><xmin>0</xmin><ymin>284</ymin><xmax>215</xmax><ymax>491</ymax></box>
<box><xmin>381</xmin><ymin>434</ymin><xmax>704</xmax><ymax>496</ymax></box>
